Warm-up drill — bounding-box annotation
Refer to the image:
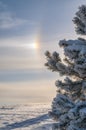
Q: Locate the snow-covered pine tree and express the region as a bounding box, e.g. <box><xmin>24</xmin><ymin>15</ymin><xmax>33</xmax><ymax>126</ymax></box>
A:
<box><xmin>45</xmin><ymin>5</ymin><xmax>86</xmax><ymax>130</ymax></box>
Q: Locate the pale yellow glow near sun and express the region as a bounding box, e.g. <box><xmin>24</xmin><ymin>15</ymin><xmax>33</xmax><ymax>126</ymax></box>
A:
<box><xmin>26</xmin><ymin>42</ymin><xmax>39</xmax><ymax>49</ymax></box>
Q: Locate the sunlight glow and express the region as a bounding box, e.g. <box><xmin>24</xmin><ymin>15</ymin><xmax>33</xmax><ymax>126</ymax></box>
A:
<box><xmin>25</xmin><ymin>43</ymin><xmax>39</xmax><ymax>49</ymax></box>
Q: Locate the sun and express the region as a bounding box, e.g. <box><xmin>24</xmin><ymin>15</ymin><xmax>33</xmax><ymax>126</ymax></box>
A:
<box><xmin>31</xmin><ymin>43</ymin><xmax>39</xmax><ymax>49</ymax></box>
<box><xmin>25</xmin><ymin>42</ymin><xmax>39</xmax><ymax>49</ymax></box>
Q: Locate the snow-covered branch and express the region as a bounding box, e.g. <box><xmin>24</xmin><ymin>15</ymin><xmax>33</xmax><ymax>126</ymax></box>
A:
<box><xmin>73</xmin><ymin>5</ymin><xmax>86</xmax><ymax>35</ymax></box>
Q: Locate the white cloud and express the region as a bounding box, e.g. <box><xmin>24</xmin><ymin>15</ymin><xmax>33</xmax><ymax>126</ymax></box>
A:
<box><xmin>0</xmin><ymin>12</ymin><xmax>28</xmax><ymax>29</ymax></box>
<box><xmin>0</xmin><ymin>1</ymin><xmax>28</xmax><ymax>29</ymax></box>
<box><xmin>0</xmin><ymin>1</ymin><xmax>37</xmax><ymax>29</ymax></box>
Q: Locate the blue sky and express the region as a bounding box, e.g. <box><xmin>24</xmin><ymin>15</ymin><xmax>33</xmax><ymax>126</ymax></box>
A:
<box><xmin>0</xmin><ymin>0</ymin><xmax>85</xmax><ymax>105</ymax></box>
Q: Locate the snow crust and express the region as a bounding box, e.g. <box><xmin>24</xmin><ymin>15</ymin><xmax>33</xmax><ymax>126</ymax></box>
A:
<box><xmin>0</xmin><ymin>103</ymin><xmax>54</xmax><ymax>130</ymax></box>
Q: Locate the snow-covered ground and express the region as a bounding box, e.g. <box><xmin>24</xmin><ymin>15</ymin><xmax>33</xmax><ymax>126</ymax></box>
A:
<box><xmin>0</xmin><ymin>103</ymin><xmax>54</xmax><ymax>130</ymax></box>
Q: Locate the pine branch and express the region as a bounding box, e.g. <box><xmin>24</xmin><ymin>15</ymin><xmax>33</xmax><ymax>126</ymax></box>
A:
<box><xmin>73</xmin><ymin>5</ymin><xmax>86</xmax><ymax>35</ymax></box>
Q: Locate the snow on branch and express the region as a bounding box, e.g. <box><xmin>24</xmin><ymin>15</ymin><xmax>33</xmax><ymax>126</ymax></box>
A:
<box><xmin>73</xmin><ymin>5</ymin><xmax>86</xmax><ymax>35</ymax></box>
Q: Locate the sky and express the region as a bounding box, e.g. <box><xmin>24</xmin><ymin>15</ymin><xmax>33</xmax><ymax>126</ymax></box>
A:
<box><xmin>0</xmin><ymin>0</ymin><xmax>85</xmax><ymax>105</ymax></box>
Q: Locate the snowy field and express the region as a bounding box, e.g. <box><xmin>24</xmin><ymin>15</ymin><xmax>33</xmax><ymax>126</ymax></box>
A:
<box><xmin>0</xmin><ymin>103</ymin><xmax>54</xmax><ymax>130</ymax></box>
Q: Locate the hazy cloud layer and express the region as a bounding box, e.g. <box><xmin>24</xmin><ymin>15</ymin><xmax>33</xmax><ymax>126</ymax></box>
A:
<box><xmin>0</xmin><ymin>69</ymin><xmax>57</xmax><ymax>82</ymax></box>
<box><xmin>0</xmin><ymin>12</ymin><xmax>28</xmax><ymax>29</ymax></box>
<box><xmin>0</xmin><ymin>1</ymin><xmax>36</xmax><ymax>30</ymax></box>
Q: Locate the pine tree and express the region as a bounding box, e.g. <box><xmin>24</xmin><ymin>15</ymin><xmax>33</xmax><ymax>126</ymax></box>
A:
<box><xmin>45</xmin><ymin>5</ymin><xmax>86</xmax><ymax>130</ymax></box>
